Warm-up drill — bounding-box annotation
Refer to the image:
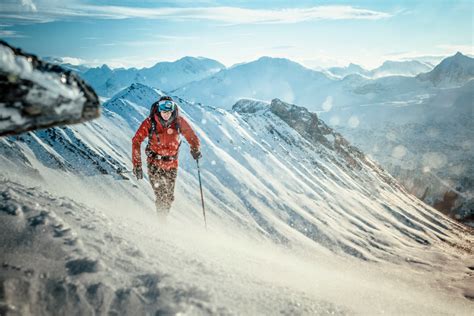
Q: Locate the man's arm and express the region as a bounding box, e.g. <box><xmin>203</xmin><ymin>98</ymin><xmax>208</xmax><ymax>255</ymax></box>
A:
<box><xmin>179</xmin><ymin>116</ymin><xmax>201</xmax><ymax>157</ymax></box>
<box><xmin>132</xmin><ymin>118</ymin><xmax>151</xmax><ymax>167</ymax></box>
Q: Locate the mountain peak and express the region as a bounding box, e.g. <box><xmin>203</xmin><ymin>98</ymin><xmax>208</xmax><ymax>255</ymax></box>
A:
<box><xmin>173</xmin><ymin>56</ymin><xmax>225</xmax><ymax>69</ymax></box>
<box><xmin>129</xmin><ymin>82</ymin><xmax>150</xmax><ymax>90</ymax></box>
<box><xmin>241</xmin><ymin>56</ymin><xmax>314</xmax><ymax>73</ymax></box>
<box><xmin>417</xmin><ymin>51</ymin><xmax>474</xmax><ymax>87</ymax></box>
<box><xmin>268</xmin><ymin>99</ymin><xmax>351</xmax><ymax>153</ymax></box>
<box><xmin>176</xmin><ymin>56</ymin><xmax>204</xmax><ymax>64</ymax></box>
<box><xmin>111</xmin><ymin>82</ymin><xmax>160</xmax><ymax>103</ymax></box>
<box><xmin>100</xmin><ymin>64</ymin><xmax>112</xmax><ymax>71</ymax></box>
<box><xmin>232</xmin><ymin>98</ymin><xmax>269</xmax><ymax>114</ymax></box>
<box><xmin>256</xmin><ymin>56</ymin><xmax>293</xmax><ymax>64</ymax></box>
<box><xmin>269</xmin><ymin>98</ymin><xmax>317</xmax><ymax>125</ymax></box>
<box><xmin>444</xmin><ymin>51</ymin><xmax>471</xmax><ymax>63</ymax></box>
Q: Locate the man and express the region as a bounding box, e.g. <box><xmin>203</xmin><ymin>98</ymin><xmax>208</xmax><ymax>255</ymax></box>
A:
<box><xmin>132</xmin><ymin>96</ymin><xmax>201</xmax><ymax>216</ymax></box>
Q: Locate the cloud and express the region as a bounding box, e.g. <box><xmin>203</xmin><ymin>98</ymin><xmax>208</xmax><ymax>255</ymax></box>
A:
<box><xmin>0</xmin><ymin>0</ymin><xmax>37</xmax><ymax>12</ymax></box>
<box><xmin>76</xmin><ymin>5</ymin><xmax>393</xmax><ymax>24</ymax></box>
<box><xmin>0</xmin><ymin>23</ymin><xmax>27</xmax><ymax>37</ymax></box>
<box><xmin>21</xmin><ymin>0</ymin><xmax>37</xmax><ymax>12</ymax></box>
<box><xmin>57</xmin><ymin>56</ymin><xmax>86</xmax><ymax>65</ymax></box>
<box><xmin>0</xmin><ymin>29</ymin><xmax>27</xmax><ymax>38</ymax></box>
<box><xmin>0</xmin><ymin>3</ymin><xmax>393</xmax><ymax>24</ymax></box>
<box><xmin>154</xmin><ymin>34</ymin><xmax>199</xmax><ymax>40</ymax></box>
<box><xmin>437</xmin><ymin>44</ymin><xmax>474</xmax><ymax>55</ymax></box>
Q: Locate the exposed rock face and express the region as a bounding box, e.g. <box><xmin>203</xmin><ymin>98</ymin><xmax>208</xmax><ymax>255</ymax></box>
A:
<box><xmin>269</xmin><ymin>98</ymin><xmax>333</xmax><ymax>148</ymax></box>
<box><xmin>232</xmin><ymin>98</ymin><xmax>269</xmax><ymax>114</ymax></box>
<box><xmin>233</xmin><ymin>98</ymin><xmax>403</xmax><ymax>191</ymax></box>
<box><xmin>0</xmin><ymin>41</ymin><xmax>100</xmax><ymax>136</ymax></box>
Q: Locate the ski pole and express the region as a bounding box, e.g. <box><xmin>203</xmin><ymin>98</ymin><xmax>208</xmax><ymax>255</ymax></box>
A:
<box><xmin>196</xmin><ymin>159</ymin><xmax>207</xmax><ymax>230</ymax></box>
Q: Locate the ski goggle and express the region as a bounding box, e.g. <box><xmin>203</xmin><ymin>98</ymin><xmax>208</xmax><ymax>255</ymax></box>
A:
<box><xmin>158</xmin><ymin>100</ymin><xmax>176</xmax><ymax>112</ymax></box>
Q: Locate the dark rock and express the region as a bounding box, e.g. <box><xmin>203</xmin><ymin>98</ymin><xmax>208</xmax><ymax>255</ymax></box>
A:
<box><xmin>0</xmin><ymin>203</ymin><xmax>20</xmax><ymax>215</ymax></box>
<box><xmin>232</xmin><ymin>99</ymin><xmax>268</xmax><ymax>113</ymax></box>
<box><xmin>268</xmin><ymin>98</ymin><xmax>333</xmax><ymax>148</ymax></box>
<box><xmin>0</xmin><ymin>40</ymin><xmax>100</xmax><ymax>136</ymax></box>
<box><xmin>66</xmin><ymin>258</ymin><xmax>99</xmax><ymax>275</ymax></box>
<box><xmin>28</xmin><ymin>211</ymin><xmax>49</xmax><ymax>226</ymax></box>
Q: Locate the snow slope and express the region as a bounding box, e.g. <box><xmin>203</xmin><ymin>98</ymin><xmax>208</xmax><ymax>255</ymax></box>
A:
<box><xmin>2</xmin><ymin>176</ymin><xmax>473</xmax><ymax>315</ymax></box>
<box><xmin>1</xmin><ymin>82</ymin><xmax>473</xmax><ymax>314</ymax></box>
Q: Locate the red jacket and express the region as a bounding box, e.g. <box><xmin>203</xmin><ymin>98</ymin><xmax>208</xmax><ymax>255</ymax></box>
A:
<box><xmin>132</xmin><ymin>112</ymin><xmax>200</xmax><ymax>170</ymax></box>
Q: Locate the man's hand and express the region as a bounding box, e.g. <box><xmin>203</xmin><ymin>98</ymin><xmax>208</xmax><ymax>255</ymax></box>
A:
<box><xmin>133</xmin><ymin>165</ymin><xmax>143</xmax><ymax>180</ymax></box>
<box><xmin>190</xmin><ymin>148</ymin><xmax>202</xmax><ymax>160</ymax></box>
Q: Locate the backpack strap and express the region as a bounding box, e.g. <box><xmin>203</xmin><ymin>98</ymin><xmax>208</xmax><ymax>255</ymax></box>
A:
<box><xmin>147</xmin><ymin>102</ymin><xmax>160</xmax><ymax>151</ymax></box>
<box><xmin>175</xmin><ymin>117</ymin><xmax>181</xmax><ymax>134</ymax></box>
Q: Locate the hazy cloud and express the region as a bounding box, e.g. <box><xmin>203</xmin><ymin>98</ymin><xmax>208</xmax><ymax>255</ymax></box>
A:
<box><xmin>0</xmin><ymin>3</ymin><xmax>393</xmax><ymax>24</ymax></box>
<box><xmin>0</xmin><ymin>23</ymin><xmax>27</xmax><ymax>37</ymax></box>
<box><xmin>0</xmin><ymin>0</ymin><xmax>37</xmax><ymax>12</ymax></box>
<box><xmin>74</xmin><ymin>5</ymin><xmax>393</xmax><ymax>24</ymax></box>
<box><xmin>269</xmin><ymin>45</ymin><xmax>296</xmax><ymax>50</ymax></box>
<box><xmin>21</xmin><ymin>0</ymin><xmax>37</xmax><ymax>12</ymax></box>
<box><xmin>0</xmin><ymin>29</ymin><xmax>27</xmax><ymax>37</ymax></box>
<box><xmin>53</xmin><ymin>56</ymin><xmax>86</xmax><ymax>65</ymax></box>
<box><xmin>154</xmin><ymin>34</ymin><xmax>199</xmax><ymax>40</ymax></box>
<box><xmin>437</xmin><ymin>44</ymin><xmax>474</xmax><ymax>55</ymax></box>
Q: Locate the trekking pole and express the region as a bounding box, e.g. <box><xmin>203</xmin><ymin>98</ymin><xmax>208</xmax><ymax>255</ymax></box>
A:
<box><xmin>196</xmin><ymin>159</ymin><xmax>207</xmax><ymax>230</ymax></box>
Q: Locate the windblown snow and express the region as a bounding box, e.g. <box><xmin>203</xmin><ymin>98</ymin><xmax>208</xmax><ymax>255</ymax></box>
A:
<box><xmin>1</xmin><ymin>80</ymin><xmax>473</xmax><ymax>314</ymax></box>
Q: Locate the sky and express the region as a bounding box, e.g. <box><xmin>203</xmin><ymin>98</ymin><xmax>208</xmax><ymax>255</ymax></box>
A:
<box><xmin>0</xmin><ymin>0</ymin><xmax>473</xmax><ymax>69</ymax></box>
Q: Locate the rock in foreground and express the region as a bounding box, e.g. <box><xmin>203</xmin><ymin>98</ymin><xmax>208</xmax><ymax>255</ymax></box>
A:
<box><xmin>0</xmin><ymin>41</ymin><xmax>100</xmax><ymax>136</ymax></box>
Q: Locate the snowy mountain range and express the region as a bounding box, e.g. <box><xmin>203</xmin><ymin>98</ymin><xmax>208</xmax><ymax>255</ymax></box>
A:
<box><xmin>173</xmin><ymin>56</ymin><xmax>336</xmax><ymax>110</ymax></box>
<box><xmin>65</xmin><ymin>57</ymin><xmax>225</xmax><ymax>97</ymax></box>
<box><xmin>327</xmin><ymin>60</ymin><xmax>433</xmax><ymax>79</ymax></box>
<box><xmin>169</xmin><ymin>52</ymin><xmax>474</xmax><ymax>222</ymax></box>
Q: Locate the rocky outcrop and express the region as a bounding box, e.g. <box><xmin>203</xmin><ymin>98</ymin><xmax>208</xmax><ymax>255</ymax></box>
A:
<box><xmin>0</xmin><ymin>41</ymin><xmax>100</xmax><ymax>136</ymax></box>
<box><xmin>233</xmin><ymin>98</ymin><xmax>404</xmax><ymax>191</ymax></box>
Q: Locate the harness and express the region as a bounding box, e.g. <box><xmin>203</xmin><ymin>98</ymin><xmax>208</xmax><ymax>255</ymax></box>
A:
<box><xmin>146</xmin><ymin>101</ymin><xmax>182</xmax><ymax>161</ymax></box>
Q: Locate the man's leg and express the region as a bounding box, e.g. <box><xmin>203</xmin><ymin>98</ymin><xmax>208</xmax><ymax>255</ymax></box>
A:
<box><xmin>161</xmin><ymin>168</ymin><xmax>178</xmax><ymax>210</ymax></box>
<box><xmin>148</xmin><ymin>164</ymin><xmax>178</xmax><ymax>216</ymax></box>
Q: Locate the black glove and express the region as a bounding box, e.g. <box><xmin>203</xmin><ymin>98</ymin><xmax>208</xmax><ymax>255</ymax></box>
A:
<box><xmin>191</xmin><ymin>148</ymin><xmax>202</xmax><ymax>160</ymax></box>
<box><xmin>133</xmin><ymin>165</ymin><xmax>143</xmax><ymax>180</ymax></box>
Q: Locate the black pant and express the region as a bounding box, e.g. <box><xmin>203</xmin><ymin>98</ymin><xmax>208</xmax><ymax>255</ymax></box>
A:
<box><xmin>147</xmin><ymin>164</ymin><xmax>178</xmax><ymax>215</ymax></box>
